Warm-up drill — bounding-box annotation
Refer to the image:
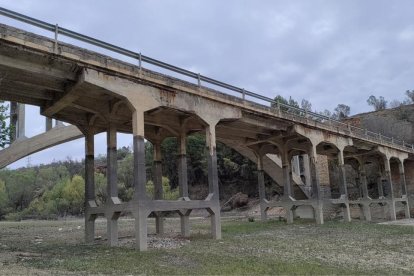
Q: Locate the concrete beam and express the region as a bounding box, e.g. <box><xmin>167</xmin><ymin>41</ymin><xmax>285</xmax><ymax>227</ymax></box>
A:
<box><xmin>0</xmin><ymin>54</ymin><xmax>76</xmax><ymax>80</ymax></box>
<box><xmin>42</xmin><ymin>71</ymin><xmax>85</xmax><ymax>117</ymax></box>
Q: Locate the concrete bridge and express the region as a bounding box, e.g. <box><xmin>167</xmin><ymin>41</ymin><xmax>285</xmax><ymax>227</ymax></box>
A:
<box><xmin>0</xmin><ymin>9</ymin><xmax>413</xmax><ymax>251</ymax></box>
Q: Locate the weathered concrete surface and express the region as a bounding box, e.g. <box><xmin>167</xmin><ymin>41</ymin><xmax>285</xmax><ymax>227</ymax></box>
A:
<box><xmin>0</xmin><ymin>23</ymin><xmax>413</xmax><ymax>251</ymax></box>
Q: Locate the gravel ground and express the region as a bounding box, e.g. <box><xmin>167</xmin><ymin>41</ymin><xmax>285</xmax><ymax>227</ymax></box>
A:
<box><xmin>1</xmin><ymin>216</ymin><xmax>414</xmax><ymax>275</ymax></box>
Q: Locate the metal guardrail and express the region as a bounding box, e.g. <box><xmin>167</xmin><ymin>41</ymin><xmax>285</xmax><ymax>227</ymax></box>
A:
<box><xmin>0</xmin><ymin>7</ymin><xmax>413</xmax><ymax>152</ymax></box>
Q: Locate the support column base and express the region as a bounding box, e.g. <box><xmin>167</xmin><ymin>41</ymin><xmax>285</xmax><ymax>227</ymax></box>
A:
<box><xmin>107</xmin><ymin>215</ymin><xmax>120</xmax><ymax>247</ymax></box>
<box><xmin>403</xmin><ymin>201</ymin><xmax>411</xmax><ymax>219</ymax></box>
<box><xmin>388</xmin><ymin>200</ymin><xmax>397</xmax><ymax>221</ymax></box>
<box><xmin>342</xmin><ymin>203</ymin><xmax>351</xmax><ymax>222</ymax></box>
<box><xmin>207</xmin><ymin>205</ymin><xmax>221</xmax><ymax>240</ymax></box>
<box><xmin>155</xmin><ymin>212</ymin><xmax>164</xmax><ymax>235</ymax></box>
<box><xmin>313</xmin><ymin>201</ymin><xmax>324</xmax><ymax>225</ymax></box>
<box><xmin>85</xmin><ymin>214</ymin><xmax>96</xmax><ymax>243</ymax></box>
<box><xmin>134</xmin><ymin>208</ymin><xmax>149</xmax><ymax>251</ymax></box>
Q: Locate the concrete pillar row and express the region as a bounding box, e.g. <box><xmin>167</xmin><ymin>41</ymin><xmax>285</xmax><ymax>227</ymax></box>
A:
<box><xmin>398</xmin><ymin>160</ymin><xmax>410</xmax><ymax>218</ymax></box>
<box><xmin>132</xmin><ymin>110</ymin><xmax>149</xmax><ymax>251</ymax></box>
<box><xmin>205</xmin><ymin>122</ymin><xmax>221</xmax><ymax>239</ymax></box>
<box><xmin>178</xmin><ymin>133</ymin><xmax>191</xmax><ymax>237</ymax></box>
<box><xmin>106</xmin><ymin>123</ymin><xmax>120</xmax><ymax>246</ymax></box>
<box><xmin>153</xmin><ymin>141</ymin><xmax>164</xmax><ymax>235</ymax></box>
<box><xmin>308</xmin><ymin>144</ymin><xmax>323</xmax><ymax>224</ymax></box>
<box><xmin>257</xmin><ymin>154</ymin><xmax>267</xmax><ymax>221</ymax></box>
<box><xmin>383</xmin><ymin>157</ymin><xmax>396</xmax><ymax>221</ymax></box>
<box><xmin>84</xmin><ymin>131</ymin><xmax>96</xmax><ymax>242</ymax></box>
<box><xmin>337</xmin><ymin>150</ymin><xmax>351</xmax><ymax>222</ymax></box>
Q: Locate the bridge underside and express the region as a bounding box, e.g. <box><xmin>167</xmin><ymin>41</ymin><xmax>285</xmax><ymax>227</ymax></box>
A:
<box><xmin>0</xmin><ymin>24</ymin><xmax>413</xmax><ymax>251</ymax></box>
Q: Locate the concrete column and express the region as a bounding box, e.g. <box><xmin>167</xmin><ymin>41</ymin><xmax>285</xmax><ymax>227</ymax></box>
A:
<box><xmin>302</xmin><ymin>154</ymin><xmax>312</xmax><ymax>187</ymax></box>
<box><xmin>292</xmin><ymin>156</ymin><xmax>300</xmax><ymax>175</ymax></box>
<box><xmin>377</xmin><ymin>173</ymin><xmax>384</xmax><ymax>198</ymax></box>
<box><xmin>106</xmin><ymin>124</ymin><xmax>120</xmax><ymax>246</ymax></box>
<box><xmin>359</xmin><ymin>161</ymin><xmax>372</xmax><ymax>221</ymax></box>
<box><xmin>132</xmin><ymin>110</ymin><xmax>148</xmax><ymax>251</ymax></box>
<box><xmin>337</xmin><ymin>150</ymin><xmax>351</xmax><ymax>222</ymax></box>
<box><xmin>45</xmin><ymin>117</ymin><xmax>53</xmax><ymax>131</ymax></box>
<box><xmin>282</xmin><ymin>149</ymin><xmax>294</xmax><ymax>223</ymax></box>
<box><xmin>398</xmin><ymin>161</ymin><xmax>410</xmax><ymax>218</ymax></box>
<box><xmin>153</xmin><ymin>142</ymin><xmax>164</xmax><ymax>235</ymax></box>
<box><xmin>309</xmin><ymin>144</ymin><xmax>323</xmax><ymax>224</ymax></box>
<box><xmin>206</xmin><ymin>123</ymin><xmax>221</xmax><ymax>239</ymax></box>
<box><xmin>178</xmin><ymin>133</ymin><xmax>191</xmax><ymax>237</ymax></box>
<box><xmin>384</xmin><ymin>157</ymin><xmax>396</xmax><ymax>221</ymax></box>
<box><xmin>257</xmin><ymin>154</ymin><xmax>267</xmax><ymax>221</ymax></box>
<box><xmin>17</xmin><ymin>103</ymin><xmax>25</xmax><ymax>139</ymax></box>
<box><xmin>84</xmin><ymin>132</ymin><xmax>96</xmax><ymax>242</ymax></box>
<box><xmin>399</xmin><ymin>162</ymin><xmax>408</xmax><ymax>197</ymax></box>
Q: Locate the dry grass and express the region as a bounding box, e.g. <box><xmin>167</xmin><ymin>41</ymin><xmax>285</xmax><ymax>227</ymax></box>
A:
<box><xmin>1</xmin><ymin>216</ymin><xmax>414</xmax><ymax>275</ymax></box>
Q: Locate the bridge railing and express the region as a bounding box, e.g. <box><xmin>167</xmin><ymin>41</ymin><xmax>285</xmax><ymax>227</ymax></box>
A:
<box><xmin>0</xmin><ymin>7</ymin><xmax>413</xmax><ymax>153</ymax></box>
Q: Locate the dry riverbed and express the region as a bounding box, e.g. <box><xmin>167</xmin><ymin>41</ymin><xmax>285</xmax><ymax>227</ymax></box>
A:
<box><xmin>1</xmin><ymin>216</ymin><xmax>414</xmax><ymax>275</ymax></box>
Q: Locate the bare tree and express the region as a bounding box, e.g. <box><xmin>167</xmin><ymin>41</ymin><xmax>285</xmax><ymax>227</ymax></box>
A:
<box><xmin>406</xmin><ymin>90</ymin><xmax>414</xmax><ymax>103</ymax></box>
<box><xmin>333</xmin><ymin>104</ymin><xmax>350</xmax><ymax>120</ymax></box>
<box><xmin>367</xmin><ymin>95</ymin><xmax>387</xmax><ymax>111</ymax></box>
<box><xmin>301</xmin><ymin>99</ymin><xmax>312</xmax><ymax>112</ymax></box>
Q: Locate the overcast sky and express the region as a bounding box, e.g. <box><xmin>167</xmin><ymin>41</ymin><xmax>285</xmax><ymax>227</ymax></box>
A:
<box><xmin>1</xmin><ymin>0</ymin><xmax>414</xmax><ymax>168</ymax></box>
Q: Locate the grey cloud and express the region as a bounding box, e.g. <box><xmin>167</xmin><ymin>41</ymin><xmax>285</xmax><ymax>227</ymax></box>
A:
<box><xmin>1</xmin><ymin>0</ymin><xmax>414</xmax><ymax>167</ymax></box>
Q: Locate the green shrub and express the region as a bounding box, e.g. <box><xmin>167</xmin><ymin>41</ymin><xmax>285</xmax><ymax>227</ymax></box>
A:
<box><xmin>146</xmin><ymin>177</ymin><xmax>179</xmax><ymax>200</ymax></box>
